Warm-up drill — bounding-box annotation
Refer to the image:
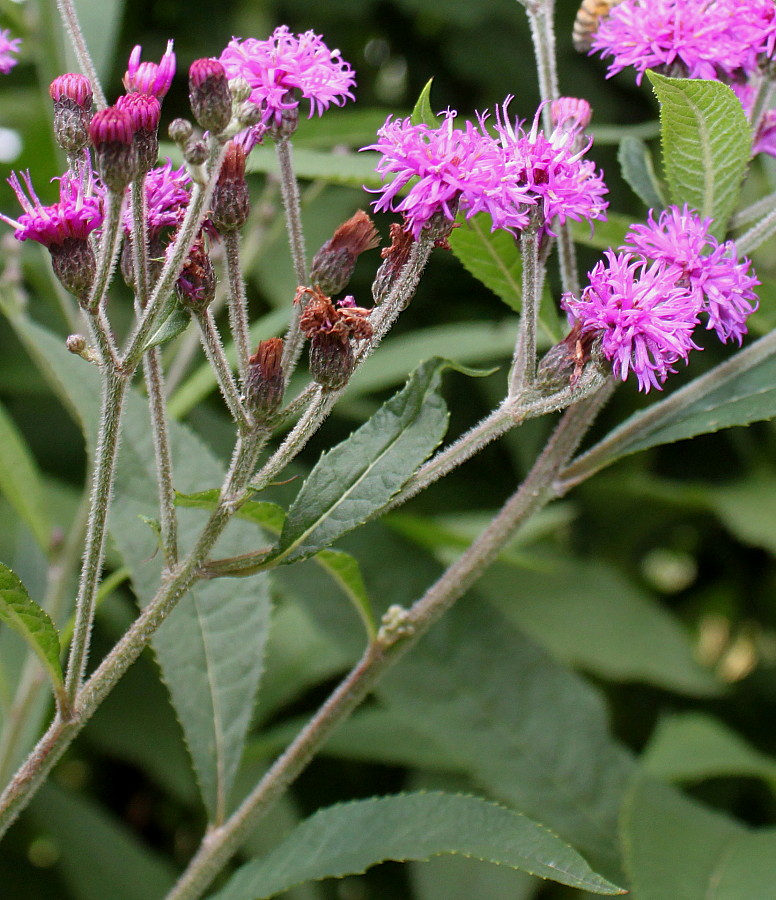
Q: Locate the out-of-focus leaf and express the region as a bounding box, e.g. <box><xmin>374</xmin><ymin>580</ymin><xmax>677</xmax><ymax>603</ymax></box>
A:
<box><xmin>569</xmin><ymin>213</ymin><xmax>633</xmax><ymax>251</ymax></box>
<box><xmin>210</xmin><ymin>792</ymin><xmax>626</xmax><ymax>900</ymax></box>
<box><xmin>562</xmin><ymin>330</ymin><xmax>776</xmax><ymax>484</ymax></box>
<box><xmin>7</xmin><ymin>317</ymin><xmax>271</xmax><ymax>824</ymax></box>
<box><xmin>247</xmin><ymin>145</ymin><xmax>383</xmax><ymax>187</ymax></box>
<box><xmin>27</xmin><ymin>782</ymin><xmax>176</xmax><ymax>900</ymax></box>
<box><xmin>622</xmin><ymin>776</ymin><xmax>776</xmax><ymax>900</ymax></box>
<box><xmin>71</xmin><ymin>0</ymin><xmax>124</xmax><ymax>83</ymax></box>
<box><xmin>411</xmin><ymin>79</ymin><xmax>440</xmax><ymax>126</ymax></box>
<box><xmin>412</xmin><ymin>854</ymin><xmax>539</xmax><ymax>900</ymax></box>
<box><xmin>0</xmin><ymin>563</ymin><xmax>63</xmax><ymax>702</ymax></box>
<box><xmin>293</xmin><ymin>108</ymin><xmax>398</xmax><ymax>148</ymax></box>
<box><xmin>698</xmin><ymin>472</ymin><xmax>776</xmax><ymax>557</ymax></box>
<box><xmin>618</xmin><ymin>135</ymin><xmax>665</xmax><ymax>210</ymax></box>
<box><xmin>272</xmin><ymin>358</ymin><xmax>450</xmax><ymax>564</ymax></box>
<box><xmin>648</xmin><ymin>73</ymin><xmax>751</xmax><ymax>238</ymax></box>
<box><xmin>0</xmin><ymin>399</ymin><xmax>51</xmax><ymax>550</ymax></box>
<box><xmin>643</xmin><ymin>713</ymin><xmax>776</xmax><ymax>789</ymax></box>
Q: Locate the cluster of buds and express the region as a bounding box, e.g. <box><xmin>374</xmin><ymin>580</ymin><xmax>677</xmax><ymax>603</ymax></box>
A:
<box><xmin>298</xmin><ymin>287</ymin><xmax>373</xmax><ymax>389</ymax></box>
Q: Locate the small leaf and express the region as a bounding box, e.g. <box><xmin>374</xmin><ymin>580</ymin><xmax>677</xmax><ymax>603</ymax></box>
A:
<box><xmin>314</xmin><ymin>549</ymin><xmax>375</xmax><ymax>639</ymax></box>
<box><xmin>648</xmin><ymin>73</ymin><xmax>751</xmax><ymax>238</ymax></box>
<box><xmin>0</xmin><ymin>562</ymin><xmax>64</xmax><ymax>700</ymax></box>
<box><xmin>272</xmin><ymin>358</ymin><xmax>451</xmax><ymax>564</ymax></box>
<box><xmin>143</xmin><ymin>301</ymin><xmax>191</xmax><ymax>352</ymax></box>
<box><xmin>176</xmin><ymin>490</ymin><xmax>287</xmax><ymax>534</ymax></box>
<box><xmin>411</xmin><ymin>79</ymin><xmax>440</xmax><ymax>127</ymax></box>
<box><xmin>563</xmin><ymin>330</ymin><xmax>776</xmax><ymax>482</ymax></box>
<box><xmin>209</xmin><ymin>792</ymin><xmax>626</xmax><ymax>900</ymax></box>
<box><xmin>618</xmin><ymin>135</ymin><xmax>665</xmax><ymax>210</ymax></box>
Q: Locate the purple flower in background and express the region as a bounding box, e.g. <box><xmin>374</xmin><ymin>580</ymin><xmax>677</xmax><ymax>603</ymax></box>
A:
<box><xmin>562</xmin><ymin>250</ymin><xmax>702</xmax><ymax>392</ymax></box>
<box><xmin>624</xmin><ymin>205</ymin><xmax>759</xmax><ymax>344</ymax></box>
<box><xmin>492</xmin><ymin>99</ymin><xmax>608</xmax><ymax>233</ymax></box>
<box><xmin>0</xmin><ymin>169</ymin><xmax>104</xmax><ymax>247</ymax></box>
<box><xmin>123</xmin><ymin>40</ymin><xmax>176</xmax><ymax>99</ymax></box>
<box><xmin>219</xmin><ymin>27</ymin><xmax>356</xmax><ymax>128</ymax></box>
<box><xmin>122</xmin><ymin>159</ymin><xmax>191</xmax><ymax>237</ymax></box>
<box><xmin>591</xmin><ymin>0</ymin><xmax>776</xmax><ymax>84</ymax></box>
<box><xmin>0</xmin><ymin>29</ymin><xmax>21</xmax><ymax>74</ymax></box>
<box><xmin>364</xmin><ymin>110</ymin><xmax>534</xmax><ymax>239</ymax></box>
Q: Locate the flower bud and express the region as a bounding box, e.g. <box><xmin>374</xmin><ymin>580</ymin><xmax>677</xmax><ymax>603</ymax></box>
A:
<box><xmin>245</xmin><ymin>338</ymin><xmax>284</xmax><ymax>417</ymax></box>
<box><xmin>89</xmin><ymin>106</ymin><xmax>138</xmax><ymax>193</ymax></box>
<box><xmin>311</xmin><ymin>210</ymin><xmax>380</xmax><ymax>296</ymax></box>
<box><xmin>168</xmin><ymin>117</ymin><xmax>194</xmax><ymax>145</ymax></box>
<box><xmin>175</xmin><ymin>239</ymin><xmax>216</xmax><ymax>310</ymax></box>
<box><xmin>115</xmin><ymin>92</ymin><xmax>162</xmax><ymax>174</ymax></box>
<box><xmin>50</xmin><ymin>237</ymin><xmax>96</xmax><ymax>303</ymax></box>
<box><xmin>123</xmin><ymin>40</ymin><xmax>176</xmax><ymax>99</ymax></box>
<box><xmin>49</xmin><ymin>73</ymin><xmax>93</xmax><ymax>153</ymax></box>
<box><xmin>189</xmin><ymin>58</ymin><xmax>233</xmax><ymax>134</ymax></box>
<box><xmin>184</xmin><ymin>138</ymin><xmax>209</xmax><ymax>166</ymax></box>
<box><xmin>228</xmin><ymin>77</ymin><xmax>252</xmax><ymax>104</ymax></box>
<box><xmin>212</xmin><ymin>141</ymin><xmax>250</xmax><ymax>232</ymax></box>
<box><xmin>309</xmin><ymin>332</ymin><xmax>354</xmax><ymax>390</ymax></box>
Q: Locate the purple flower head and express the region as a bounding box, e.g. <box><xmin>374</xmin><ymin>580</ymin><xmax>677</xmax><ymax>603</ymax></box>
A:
<box><xmin>0</xmin><ymin>169</ymin><xmax>104</xmax><ymax>247</ymax></box>
<box><xmin>219</xmin><ymin>27</ymin><xmax>356</xmax><ymax>128</ymax></box>
<box><xmin>49</xmin><ymin>73</ymin><xmax>92</xmax><ymax>109</ymax></box>
<box><xmin>122</xmin><ymin>158</ymin><xmax>191</xmax><ymax>237</ymax></box>
<box><xmin>492</xmin><ymin>99</ymin><xmax>608</xmax><ymax>233</ymax></box>
<box><xmin>364</xmin><ymin>110</ymin><xmax>534</xmax><ymax>239</ymax></box>
<box><xmin>592</xmin><ymin>0</ymin><xmax>776</xmax><ymax>85</ymax></box>
<box><xmin>562</xmin><ymin>250</ymin><xmax>702</xmax><ymax>392</ymax></box>
<box><xmin>123</xmin><ymin>40</ymin><xmax>176</xmax><ymax>99</ymax></box>
<box><xmin>0</xmin><ymin>29</ymin><xmax>21</xmax><ymax>75</ymax></box>
<box><xmin>624</xmin><ymin>204</ymin><xmax>759</xmax><ymax>344</ymax></box>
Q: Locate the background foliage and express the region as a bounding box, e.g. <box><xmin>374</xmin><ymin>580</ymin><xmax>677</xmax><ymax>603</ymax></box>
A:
<box><xmin>1</xmin><ymin>0</ymin><xmax>776</xmax><ymax>898</ymax></box>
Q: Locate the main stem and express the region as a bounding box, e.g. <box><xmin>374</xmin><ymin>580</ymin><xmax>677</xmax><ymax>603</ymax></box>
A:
<box><xmin>165</xmin><ymin>386</ymin><xmax>611</xmax><ymax>900</ymax></box>
<box><xmin>224</xmin><ymin>229</ymin><xmax>252</xmax><ymax>386</ymax></box>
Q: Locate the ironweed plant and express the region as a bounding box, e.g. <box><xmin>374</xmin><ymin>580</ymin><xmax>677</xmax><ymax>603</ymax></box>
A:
<box><xmin>2</xmin><ymin>0</ymin><xmax>776</xmax><ymax>897</ymax></box>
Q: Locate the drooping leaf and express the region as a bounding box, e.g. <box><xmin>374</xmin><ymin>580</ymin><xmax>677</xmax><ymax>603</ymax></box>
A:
<box><xmin>618</xmin><ymin>135</ymin><xmax>665</xmax><ymax>210</ymax></box>
<box><xmin>0</xmin><ymin>562</ymin><xmax>63</xmax><ymax>703</ymax></box>
<box><xmin>209</xmin><ymin>792</ymin><xmax>626</xmax><ymax>900</ymax></box>
<box><xmin>622</xmin><ymin>775</ymin><xmax>776</xmax><ymax>900</ymax></box>
<box><xmin>648</xmin><ymin>73</ymin><xmax>751</xmax><ymax>238</ymax></box>
<box><xmin>643</xmin><ymin>713</ymin><xmax>776</xmax><ymax>789</ymax></box>
<box><xmin>562</xmin><ymin>329</ymin><xmax>776</xmax><ymax>483</ymax></box>
<box><xmin>411</xmin><ymin>78</ymin><xmax>440</xmax><ymax>126</ymax></box>
<box><xmin>7</xmin><ymin>316</ymin><xmax>271</xmax><ymax>823</ymax></box>
<box><xmin>0</xmin><ymin>399</ymin><xmax>51</xmax><ymax>550</ymax></box>
<box><xmin>272</xmin><ymin>358</ymin><xmax>451</xmax><ymax>565</ymax></box>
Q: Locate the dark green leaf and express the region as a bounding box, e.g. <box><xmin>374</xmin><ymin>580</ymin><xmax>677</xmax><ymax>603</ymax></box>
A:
<box><xmin>210</xmin><ymin>792</ymin><xmax>626</xmax><ymax>900</ymax></box>
<box><xmin>618</xmin><ymin>135</ymin><xmax>665</xmax><ymax>210</ymax></box>
<box><xmin>273</xmin><ymin>358</ymin><xmax>451</xmax><ymax>564</ymax></box>
<box><xmin>648</xmin><ymin>73</ymin><xmax>751</xmax><ymax>238</ymax></box>
<box><xmin>411</xmin><ymin>79</ymin><xmax>440</xmax><ymax>126</ymax></box>
<box><xmin>0</xmin><ymin>562</ymin><xmax>63</xmax><ymax>699</ymax></box>
<box><xmin>563</xmin><ymin>330</ymin><xmax>776</xmax><ymax>482</ymax></box>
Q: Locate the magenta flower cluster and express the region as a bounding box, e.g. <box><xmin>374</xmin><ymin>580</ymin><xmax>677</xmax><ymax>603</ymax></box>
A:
<box><xmin>0</xmin><ymin>28</ymin><xmax>21</xmax><ymax>75</ymax></box>
<box><xmin>591</xmin><ymin>0</ymin><xmax>776</xmax><ymax>85</ymax></box>
<box><xmin>122</xmin><ymin>159</ymin><xmax>191</xmax><ymax>237</ymax></box>
<box><xmin>219</xmin><ymin>26</ymin><xmax>356</xmax><ymax>128</ymax></box>
<box><xmin>365</xmin><ymin>98</ymin><xmax>608</xmax><ymax>240</ymax></box>
<box><xmin>562</xmin><ymin>206</ymin><xmax>759</xmax><ymax>392</ymax></box>
<box><xmin>0</xmin><ymin>170</ymin><xmax>105</xmax><ymax>248</ymax></box>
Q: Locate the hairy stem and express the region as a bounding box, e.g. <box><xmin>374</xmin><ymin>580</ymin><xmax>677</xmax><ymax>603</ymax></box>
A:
<box><xmin>56</xmin><ymin>0</ymin><xmax>107</xmax><ymax>109</ymax></box>
<box><xmin>509</xmin><ymin>222</ymin><xmax>542</xmax><ymax>394</ymax></box>
<box><xmin>224</xmin><ymin>230</ymin><xmax>252</xmax><ymax>386</ymax></box>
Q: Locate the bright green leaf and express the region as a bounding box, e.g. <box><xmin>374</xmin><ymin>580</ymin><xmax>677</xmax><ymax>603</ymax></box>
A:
<box><xmin>272</xmin><ymin>358</ymin><xmax>451</xmax><ymax>564</ymax></box>
<box><xmin>618</xmin><ymin>135</ymin><xmax>665</xmax><ymax>210</ymax></box>
<box><xmin>0</xmin><ymin>400</ymin><xmax>51</xmax><ymax>550</ymax></box>
<box><xmin>0</xmin><ymin>562</ymin><xmax>63</xmax><ymax>700</ymax></box>
<box><xmin>411</xmin><ymin>79</ymin><xmax>440</xmax><ymax>126</ymax></box>
<box><xmin>210</xmin><ymin>792</ymin><xmax>626</xmax><ymax>900</ymax></box>
<box><xmin>648</xmin><ymin>73</ymin><xmax>751</xmax><ymax>238</ymax></box>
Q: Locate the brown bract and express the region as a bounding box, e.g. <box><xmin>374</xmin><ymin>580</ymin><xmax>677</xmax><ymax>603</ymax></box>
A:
<box><xmin>297</xmin><ymin>286</ymin><xmax>373</xmax><ymax>342</ymax></box>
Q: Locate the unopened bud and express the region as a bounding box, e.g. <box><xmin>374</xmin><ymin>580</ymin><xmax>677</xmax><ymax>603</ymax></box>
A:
<box><xmin>66</xmin><ymin>333</ymin><xmax>100</xmax><ymax>364</ymax></box>
<box><xmin>169</xmin><ymin>117</ymin><xmax>194</xmax><ymax>145</ymax></box>
<box><xmin>311</xmin><ymin>210</ymin><xmax>379</xmax><ymax>295</ymax></box>
<box><xmin>184</xmin><ymin>138</ymin><xmax>208</xmax><ymax>166</ymax></box>
<box><xmin>235</xmin><ymin>101</ymin><xmax>262</xmax><ymax>129</ymax></box>
<box><xmin>115</xmin><ymin>92</ymin><xmax>161</xmax><ymax>173</ymax></box>
<box><xmin>176</xmin><ymin>239</ymin><xmax>216</xmax><ymax>311</ymax></box>
<box><xmin>245</xmin><ymin>338</ymin><xmax>284</xmax><ymax>417</ymax></box>
<box><xmin>189</xmin><ymin>58</ymin><xmax>233</xmax><ymax>134</ymax></box>
<box><xmin>228</xmin><ymin>77</ymin><xmax>252</xmax><ymax>104</ymax></box>
<box><xmin>50</xmin><ymin>237</ymin><xmax>96</xmax><ymax>304</ymax></box>
<box><xmin>49</xmin><ymin>73</ymin><xmax>93</xmax><ymax>153</ymax></box>
<box><xmin>89</xmin><ymin>106</ymin><xmax>138</xmax><ymax>192</ymax></box>
<box><xmin>212</xmin><ymin>141</ymin><xmax>250</xmax><ymax>232</ymax></box>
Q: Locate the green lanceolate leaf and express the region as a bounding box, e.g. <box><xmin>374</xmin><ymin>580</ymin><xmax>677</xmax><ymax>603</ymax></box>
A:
<box><xmin>209</xmin><ymin>792</ymin><xmax>626</xmax><ymax>900</ymax></box>
<box><xmin>143</xmin><ymin>301</ymin><xmax>191</xmax><ymax>352</ymax></box>
<box><xmin>0</xmin><ymin>563</ymin><xmax>64</xmax><ymax>702</ymax></box>
<box><xmin>411</xmin><ymin>78</ymin><xmax>440</xmax><ymax>127</ymax></box>
<box><xmin>562</xmin><ymin>329</ymin><xmax>776</xmax><ymax>484</ymax></box>
<box><xmin>648</xmin><ymin>73</ymin><xmax>751</xmax><ymax>238</ymax></box>
<box><xmin>272</xmin><ymin>358</ymin><xmax>451</xmax><ymax>565</ymax></box>
<box><xmin>618</xmin><ymin>135</ymin><xmax>665</xmax><ymax>210</ymax></box>
<box><xmin>449</xmin><ymin>213</ymin><xmax>562</xmax><ymax>343</ymax></box>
